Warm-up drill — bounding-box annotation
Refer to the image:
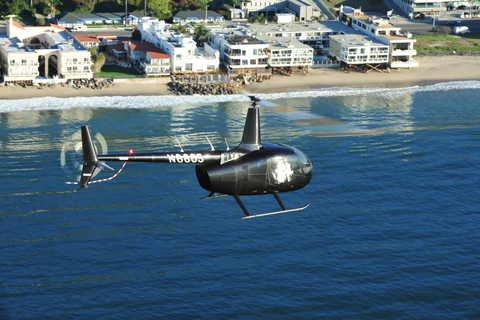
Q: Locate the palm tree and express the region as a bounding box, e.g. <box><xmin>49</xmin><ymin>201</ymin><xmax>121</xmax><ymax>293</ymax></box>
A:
<box><xmin>194</xmin><ymin>24</ymin><xmax>209</xmax><ymax>47</ymax></box>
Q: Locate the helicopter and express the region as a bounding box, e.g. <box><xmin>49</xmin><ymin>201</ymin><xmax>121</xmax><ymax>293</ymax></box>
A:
<box><xmin>65</xmin><ymin>96</ymin><xmax>313</xmax><ymax>219</ymax></box>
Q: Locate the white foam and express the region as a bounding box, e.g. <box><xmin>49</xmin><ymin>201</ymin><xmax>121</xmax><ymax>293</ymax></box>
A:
<box><xmin>1</xmin><ymin>80</ymin><xmax>479</xmax><ymax>113</ymax></box>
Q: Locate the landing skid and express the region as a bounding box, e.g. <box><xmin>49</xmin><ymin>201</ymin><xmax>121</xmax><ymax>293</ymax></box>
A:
<box><xmin>241</xmin><ymin>203</ymin><xmax>310</xmax><ymax>219</ymax></box>
<box><xmin>234</xmin><ymin>193</ymin><xmax>309</xmax><ymax>219</ymax></box>
<box><xmin>202</xmin><ymin>192</ymin><xmax>229</xmax><ymax>199</ymax></box>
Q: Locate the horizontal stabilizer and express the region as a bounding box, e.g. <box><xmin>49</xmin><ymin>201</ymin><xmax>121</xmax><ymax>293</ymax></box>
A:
<box><xmin>98</xmin><ymin>161</ymin><xmax>114</xmax><ymax>172</ymax></box>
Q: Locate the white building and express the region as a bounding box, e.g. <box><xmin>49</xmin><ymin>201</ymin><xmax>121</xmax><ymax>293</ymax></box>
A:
<box><xmin>245</xmin><ymin>21</ymin><xmax>351</xmax><ymax>56</ymax></box>
<box><xmin>209</xmin><ymin>25</ymin><xmax>313</xmax><ymax>75</ymax></box>
<box><xmin>350</xmin><ymin>15</ymin><xmax>418</xmax><ymax>69</ymax></box>
<box><xmin>328</xmin><ymin>34</ymin><xmax>389</xmax><ymax>71</ymax></box>
<box><xmin>242</xmin><ymin>0</ymin><xmax>284</xmax><ymax>18</ymax></box>
<box><xmin>208</xmin><ymin>28</ymin><xmax>270</xmax><ymax>74</ymax></box>
<box><xmin>0</xmin><ymin>18</ymin><xmax>93</xmax><ymax>83</ymax></box>
<box><xmin>256</xmin><ymin>34</ymin><xmax>313</xmax><ymax>73</ymax></box>
<box><xmin>137</xmin><ymin>17</ymin><xmax>219</xmax><ymax>74</ymax></box>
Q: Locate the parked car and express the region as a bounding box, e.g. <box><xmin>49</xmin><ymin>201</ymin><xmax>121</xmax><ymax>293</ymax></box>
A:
<box><xmin>454</xmin><ymin>26</ymin><xmax>470</xmax><ymax>34</ymax></box>
<box><xmin>447</xmin><ymin>20</ymin><xmax>461</xmax><ymax>26</ymax></box>
<box><xmin>72</xmin><ymin>25</ymin><xmax>88</xmax><ymax>32</ymax></box>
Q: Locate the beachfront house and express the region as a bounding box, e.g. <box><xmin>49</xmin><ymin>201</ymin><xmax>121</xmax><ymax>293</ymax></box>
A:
<box><xmin>255</xmin><ymin>34</ymin><xmax>313</xmax><ymax>75</ymax></box>
<box><xmin>74</xmin><ymin>33</ymin><xmax>119</xmax><ymax>52</ymax></box>
<box><xmin>328</xmin><ymin>34</ymin><xmax>390</xmax><ymax>72</ymax></box>
<box><xmin>137</xmin><ymin>17</ymin><xmax>219</xmax><ymax>74</ymax></box>
<box><xmin>350</xmin><ymin>15</ymin><xmax>418</xmax><ymax>69</ymax></box>
<box><xmin>124</xmin><ymin>40</ymin><xmax>170</xmax><ymax>76</ymax></box>
<box><xmin>0</xmin><ymin>18</ymin><xmax>93</xmax><ymax>84</ymax></box>
<box><xmin>244</xmin><ymin>21</ymin><xmax>351</xmax><ymax>59</ymax></box>
<box><xmin>208</xmin><ymin>27</ymin><xmax>270</xmax><ymax>75</ymax></box>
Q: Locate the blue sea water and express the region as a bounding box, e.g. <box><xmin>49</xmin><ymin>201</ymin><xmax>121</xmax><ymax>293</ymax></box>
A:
<box><xmin>1</xmin><ymin>82</ymin><xmax>480</xmax><ymax>319</ymax></box>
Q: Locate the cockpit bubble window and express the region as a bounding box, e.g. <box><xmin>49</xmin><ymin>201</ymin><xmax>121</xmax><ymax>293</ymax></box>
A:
<box><xmin>286</xmin><ymin>154</ymin><xmax>302</xmax><ymax>175</ymax></box>
<box><xmin>294</xmin><ymin>149</ymin><xmax>312</xmax><ymax>175</ymax></box>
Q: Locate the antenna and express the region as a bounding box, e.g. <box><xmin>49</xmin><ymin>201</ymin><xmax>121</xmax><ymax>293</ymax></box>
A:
<box><xmin>206</xmin><ymin>136</ymin><xmax>215</xmax><ymax>151</ymax></box>
<box><xmin>225</xmin><ymin>138</ymin><xmax>230</xmax><ymax>151</ymax></box>
<box><xmin>175</xmin><ymin>136</ymin><xmax>184</xmax><ymax>152</ymax></box>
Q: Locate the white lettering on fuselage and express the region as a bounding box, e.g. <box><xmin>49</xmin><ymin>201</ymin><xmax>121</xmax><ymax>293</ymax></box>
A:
<box><xmin>220</xmin><ymin>152</ymin><xmax>240</xmax><ymax>165</ymax></box>
<box><xmin>167</xmin><ymin>153</ymin><xmax>204</xmax><ymax>163</ymax></box>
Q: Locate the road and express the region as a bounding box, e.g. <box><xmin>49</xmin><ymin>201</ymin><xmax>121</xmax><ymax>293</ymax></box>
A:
<box><xmin>72</xmin><ymin>28</ymin><xmax>133</xmax><ymax>40</ymax></box>
<box><xmin>71</xmin><ymin>19</ymin><xmax>480</xmax><ymax>37</ymax></box>
<box><xmin>392</xmin><ymin>19</ymin><xmax>480</xmax><ymax>34</ymax></box>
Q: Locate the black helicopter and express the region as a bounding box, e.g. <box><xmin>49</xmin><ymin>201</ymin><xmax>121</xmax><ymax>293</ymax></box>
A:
<box><xmin>67</xmin><ymin>97</ymin><xmax>313</xmax><ymax>218</ymax></box>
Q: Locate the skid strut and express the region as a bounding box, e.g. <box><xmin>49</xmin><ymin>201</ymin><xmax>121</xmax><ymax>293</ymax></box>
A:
<box><xmin>232</xmin><ymin>193</ymin><xmax>310</xmax><ymax>219</ymax></box>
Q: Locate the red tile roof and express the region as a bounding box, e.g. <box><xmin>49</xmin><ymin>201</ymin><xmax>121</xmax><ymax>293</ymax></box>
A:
<box><xmin>12</xmin><ymin>21</ymin><xmax>25</xmax><ymax>30</ymax></box>
<box><xmin>147</xmin><ymin>51</ymin><xmax>169</xmax><ymax>59</ymax></box>
<box><xmin>75</xmin><ymin>33</ymin><xmax>118</xmax><ymax>42</ymax></box>
<box><xmin>125</xmin><ymin>40</ymin><xmax>169</xmax><ymax>58</ymax></box>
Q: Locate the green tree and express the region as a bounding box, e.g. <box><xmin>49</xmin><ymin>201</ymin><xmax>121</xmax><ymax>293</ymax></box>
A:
<box><xmin>0</xmin><ymin>0</ymin><xmax>26</xmax><ymax>16</ymax></box>
<box><xmin>141</xmin><ymin>0</ymin><xmax>171</xmax><ymax>20</ymax></box>
<box><xmin>88</xmin><ymin>47</ymin><xmax>106</xmax><ymax>73</ymax></box>
<box><xmin>194</xmin><ymin>24</ymin><xmax>209</xmax><ymax>47</ymax></box>
<box><xmin>173</xmin><ymin>24</ymin><xmax>189</xmax><ymax>34</ymax></box>
<box><xmin>438</xmin><ymin>26</ymin><xmax>452</xmax><ymax>34</ymax></box>
<box><xmin>170</xmin><ymin>0</ymin><xmax>210</xmax><ymax>11</ymax></box>
<box><xmin>247</xmin><ymin>13</ymin><xmax>266</xmax><ymax>23</ymax></box>
<box><xmin>34</xmin><ymin>0</ymin><xmax>62</xmax><ymax>17</ymax></box>
<box><xmin>36</xmin><ymin>17</ymin><xmax>46</xmax><ymax>25</ymax></box>
<box><xmin>132</xmin><ymin>29</ymin><xmax>142</xmax><ymax>40</ymax></box>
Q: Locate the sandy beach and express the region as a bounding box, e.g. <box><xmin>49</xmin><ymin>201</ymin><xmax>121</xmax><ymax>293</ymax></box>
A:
<box><xmin>0</xmin><ymin>56</ymin><xmax>479</xmax><ymax>100</ymax></box>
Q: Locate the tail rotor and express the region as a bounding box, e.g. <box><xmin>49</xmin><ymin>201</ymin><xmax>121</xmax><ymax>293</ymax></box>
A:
<box><xmin>60</xmin><ymin>126</ymin><xmax>115</xmax><ymax>189</ymax></box>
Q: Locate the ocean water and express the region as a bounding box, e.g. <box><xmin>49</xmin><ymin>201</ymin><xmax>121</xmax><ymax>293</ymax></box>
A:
<box><xmin>1</xmin><ymin>81</ymin><xmax>480</xmax><ymax>319</ymax></box>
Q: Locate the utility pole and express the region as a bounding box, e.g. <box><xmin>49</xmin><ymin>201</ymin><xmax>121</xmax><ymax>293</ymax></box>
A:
<box><xmin>205</xmin><ymin>5</ymin><xmax>208</xmax><ymax>24</ymax></box>
<box><xmin>144</xmin><ymin>0</ymin><xmax>147</xmax><ymax>17</ymax></box>
<box><xmin>125</xmin><ymin>0</ymin><xmax>128</xmax><ymax>27</ymax></box>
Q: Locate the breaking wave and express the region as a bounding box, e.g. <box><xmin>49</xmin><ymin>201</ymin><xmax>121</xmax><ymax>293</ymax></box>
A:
<box><xmin>1</xmin><ymin>80</ymin><xmax>479</xmax><ymax>113</ymax></box>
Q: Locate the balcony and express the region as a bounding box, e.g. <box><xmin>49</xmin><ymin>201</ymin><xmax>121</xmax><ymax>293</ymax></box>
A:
<box><xmin>392</xmin><ymin>49</ymin><xmax>417</xmax><ymax>56</ymax></box>
<box><xmin>391</xmin><ymin>59</ymin><xmax>419</xmax><ymax>68</ymax></box>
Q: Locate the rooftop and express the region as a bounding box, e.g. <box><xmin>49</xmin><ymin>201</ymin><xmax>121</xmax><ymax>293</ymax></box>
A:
<box><xmin>226</xmin><ymin>35</ymin><xmax>264</xmax><ymax>46</ymax></box>
<box><xmin>329</xmin><ymin>33</ymin><xmax>387</xmax><ymax>47</ymax></box>
<box><xmin>246</xmin><ymin>21</ymin><xmax>355</xmax><ymax>35</ymax></box>
<box><xmin>354</xmin><ymin>15</ymin><xmax>399</xmax><ymax>29</ymax></box>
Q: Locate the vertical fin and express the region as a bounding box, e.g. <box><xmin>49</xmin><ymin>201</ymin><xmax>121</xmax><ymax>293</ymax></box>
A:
<box><xmin>238</xmin><ymin>106</ymin><xmax>261</xmax><ymax>152</ymax></box>
<box><xmin>79</xmin><ymin>125</ymin><xmax>98</xmax><ymax>188</ymax></box>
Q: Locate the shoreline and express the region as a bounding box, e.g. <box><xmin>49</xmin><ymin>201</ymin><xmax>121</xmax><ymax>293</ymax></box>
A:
<box><xmin>1</xmin><ymin>56</ymin><xmax>479</xmax><ymax>100</ymax></box>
